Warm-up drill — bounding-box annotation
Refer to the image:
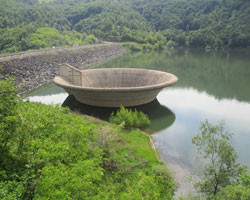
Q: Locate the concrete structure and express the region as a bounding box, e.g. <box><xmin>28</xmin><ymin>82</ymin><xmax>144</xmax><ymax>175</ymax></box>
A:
<box><xmin>53</xmin><ymin>64</ymin><xmax>178</xmax><ymax>107</ymax></box>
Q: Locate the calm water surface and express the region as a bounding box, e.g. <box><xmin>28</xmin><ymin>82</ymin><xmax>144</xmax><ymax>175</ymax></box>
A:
<box><xmin>27</xmin><ymin>48</ymin><xmax>250</xmax><ymax>195</ymax></box>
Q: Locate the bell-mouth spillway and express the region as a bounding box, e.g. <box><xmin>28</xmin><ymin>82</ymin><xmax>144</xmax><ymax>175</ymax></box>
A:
<box><xmin>53</xmin><ymin>64</ymin><xmax>178</xmax><ymax>107</ymax></box>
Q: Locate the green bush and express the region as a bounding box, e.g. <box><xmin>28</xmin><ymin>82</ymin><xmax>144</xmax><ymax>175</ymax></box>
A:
<box><xmin>0</xmin><ymin>77</ymin><xmax>18</xmax><ymax>149</ymax></box>
<box><xmin>0</xmin><ymin>78</ymin><xmax>174</xmax><ymax>200</ymax></box>
<box><xmin>84</xmin><ymin>34</ymin><xmax>98</xmax><ymax>44</ymax></box>
<box><xmin>27</xmin><ymin>27</ymin><xmax>99</xmax><ymax>49</ymax></box>
<box><xmin>0</xmin><ymin>26</ymin><xmax>99</xmax><ymax>53</ymax></box>
<box><xmin>109</xmin><ymin>106</ymin><xmax>150</xmax><ymax>129</ymax></box>
<box><xmin>122</xmin><ymin>42</ymin><xmax>143</xmax><ymax>51</ymax></box>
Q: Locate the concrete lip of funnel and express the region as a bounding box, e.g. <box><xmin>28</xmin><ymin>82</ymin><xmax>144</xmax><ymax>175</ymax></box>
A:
<box><xmin>53</xmin><ymin>68</ymin><xmax>178</xmax><ymax>107</ymax></box>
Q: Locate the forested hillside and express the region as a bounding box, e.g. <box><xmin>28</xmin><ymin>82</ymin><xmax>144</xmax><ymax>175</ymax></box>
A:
<box><xmin>130</xmin><ymin>0</ymin><xmax>250</xmax><ymax>47</ymax></box>
<box><xmin>0</xmin><ymin>0</ymin><xmax>250</xmax><ymax>53</ymax></box>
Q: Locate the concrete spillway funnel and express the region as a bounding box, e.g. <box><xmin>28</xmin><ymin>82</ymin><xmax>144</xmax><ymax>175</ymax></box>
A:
<box><xmin>53</xmin><ymin>64</ymin><xmax>178</xmax><ymax>107</ymax></box>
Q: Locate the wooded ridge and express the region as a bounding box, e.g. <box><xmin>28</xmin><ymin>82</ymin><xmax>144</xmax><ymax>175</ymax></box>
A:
<box><xmin>1</xmin><ymin>0</ymin><xmax>250</xmax><ymax>53</ymax></box>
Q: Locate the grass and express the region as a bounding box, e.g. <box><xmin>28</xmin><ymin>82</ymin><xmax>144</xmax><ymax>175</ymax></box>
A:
<box><xmin>0</xmin><ymin>98</ymin><xmax>175</xmax><ymax>199</ymax></box>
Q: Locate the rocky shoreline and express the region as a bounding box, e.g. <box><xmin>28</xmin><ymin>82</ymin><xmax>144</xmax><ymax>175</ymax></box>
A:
<box><xmin>0</xmin><ymin>42</ymin><xmax>126</xmax><ymax>94</ymax></box>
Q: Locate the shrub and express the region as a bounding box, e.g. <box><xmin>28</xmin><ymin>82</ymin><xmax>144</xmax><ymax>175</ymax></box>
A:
<box><xmin>122</xmin><ymin>42</ymin><xmax>143</xmax><ymax>51</ymax></box>
<box><xmin>84</xmin><ymin>34</ymin><xmax>98</xmax><ymax>44</ymax></box>
<box><xmin>109</xmin><ymin>106</ymin><xmax>150</xmax><ymax>129</ymax></box>
<box><xmin>0</xmin><ymin>77</ymin><xmax>18</xmax><ymax>148</ymax></box>
<box><xmin>0</xmin><ymin>79</ymin><xmax>174</xmax><ymax>200</ymax></box>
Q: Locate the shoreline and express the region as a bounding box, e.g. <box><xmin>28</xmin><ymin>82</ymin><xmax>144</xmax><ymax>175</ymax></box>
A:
<box><xmin>7</xmin><ymin>44</ymin><xmax>191</xmax><ymax>198</ymax></box>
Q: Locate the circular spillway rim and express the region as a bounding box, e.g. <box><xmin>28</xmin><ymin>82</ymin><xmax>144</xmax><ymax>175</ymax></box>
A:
<box><xmin>53</xmin><ymin>68</ymin><xmax>178</xmax><ymax>92</ymax></box>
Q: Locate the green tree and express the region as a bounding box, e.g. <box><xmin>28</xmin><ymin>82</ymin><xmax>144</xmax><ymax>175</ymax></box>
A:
<box><xmin>192</xmin><ymin>120</ymin><xmax>245</xmax><ymax>198</ymax></box>
<box><xmin>217</xmin><ymin>170</ymin><xmax>250</xmax><ymax>200</ymax></box>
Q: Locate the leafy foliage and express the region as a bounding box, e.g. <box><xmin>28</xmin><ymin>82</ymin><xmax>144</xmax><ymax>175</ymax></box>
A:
<box><xmin>0</xmin><ymin>77</ymin><xmax>18</xmax><ymax>149</ymax></box>
<box><xmin>0</xmin><ymin>78</ymin><xmax>174</xmax><ymax>199</ymax></box>
<box><xmin>0</xmin><ymin>26</ymin><xmax>99</xmax><ymax>53</ymax></box>
<box><xmin>1</xmin><ymin>0</ymin><xmax>249</xmax><ymax>53</ymax></box>
<box><xmin>130</xmin><ymin>0</ymin><xmax>250</xmax><ymax>49</ymax></box>
<box><xmin>192</xmin><ymin>120</ymin><xmax>247</xmax><ymax>198</ymax></box>
<box><xmin>109</xmin><ymin>106</ymin><xmax>151</xmax><ymax>129</ymax></box>
<box><xmin>217</xmin><ymin>170</ymin><xmax>250</xmax><ymax>200</ymax></box>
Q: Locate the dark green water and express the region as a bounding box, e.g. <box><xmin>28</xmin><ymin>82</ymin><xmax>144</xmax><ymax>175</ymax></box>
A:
<box><xmin>27</xmin><ymin>48</ymin><xmax>250</xmax><ymax>171</ymax></box>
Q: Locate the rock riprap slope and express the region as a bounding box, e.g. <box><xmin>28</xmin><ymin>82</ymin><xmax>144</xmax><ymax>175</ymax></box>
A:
<box><xmin>0</xmin><ymin>43</ymin><xmax>126</xmax><ymax>94</ymax></box>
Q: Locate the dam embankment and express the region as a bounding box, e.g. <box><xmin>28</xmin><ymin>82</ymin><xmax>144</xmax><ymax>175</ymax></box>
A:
<box><xmin>0</xmin><ymin>43</ymin><xmax>126</xmax><ymax>94</ymax></box>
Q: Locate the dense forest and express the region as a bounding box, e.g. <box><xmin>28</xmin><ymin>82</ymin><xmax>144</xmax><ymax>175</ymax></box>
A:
<box><xmin>0</xmin><ymin>0</ymin><xmax>250</xmax><ymax>53</ymax></box>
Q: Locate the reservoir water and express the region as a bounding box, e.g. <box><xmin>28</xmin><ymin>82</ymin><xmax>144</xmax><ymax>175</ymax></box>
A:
<box><xmin>27</xmin><ymin>48</ymin><xmax>250</xmax><ymax>196</ymax></box>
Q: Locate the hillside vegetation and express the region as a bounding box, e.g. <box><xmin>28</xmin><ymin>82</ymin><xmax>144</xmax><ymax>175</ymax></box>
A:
<box><xmin>0</xmin><ymin>77</ymin><xmax>175</xmax><ymax>199</ymax></box>
<box><xmin>0</xmin><ymin>0</ymin><xmax>250</xmax><ymax>53</ymax></box>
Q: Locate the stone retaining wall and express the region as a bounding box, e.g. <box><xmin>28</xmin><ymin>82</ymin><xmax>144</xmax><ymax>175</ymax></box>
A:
<box><xmin>0</xmin><ymin>43</ymin><xmax>126</xmax><ymax>94</ymax></box>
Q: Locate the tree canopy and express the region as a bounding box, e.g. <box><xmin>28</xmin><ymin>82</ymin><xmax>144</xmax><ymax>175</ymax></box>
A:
<box><xmin>0</xmin><ymin>0</ymin><xmax>250</xmax><ymax>53</ymax></box>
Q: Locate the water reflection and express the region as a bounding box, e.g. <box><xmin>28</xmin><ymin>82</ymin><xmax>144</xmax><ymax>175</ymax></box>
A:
<box><xmin>152</xmin><ymin>87</ymin><xmax>250</xmax><ymax>197</ymax></box>
<box><xmin>25</xmin><ymin>83</ymin><xmax>68</xmax><ymax>104</ymax></box>
<box><xmin>26</xmin><ymin>48</ymin><xmax>250</xmax><ymax>197</ymax></box>
<box><xmin>154</xmin><ymin>87</ymin><xmax>250</xmax><ymax>168</ymax></box>
<box><xmin>26</xmin><ymin>82</ymin><xmax>65</xmax><ymax>97</ymax></box>
<box><xmin>62</xmin><ymin>95</ymin><xmax>176</xmax><ymax>132</ymax></box>
<box><xmin>25</xmin><ymin>92</ymin><xmax>68</xmax><ymax>104</ymax></box>
<box><xmin>99</xmin><ymin>48</ymin><xmax>250</xmax><ymax>102</ymax></box>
